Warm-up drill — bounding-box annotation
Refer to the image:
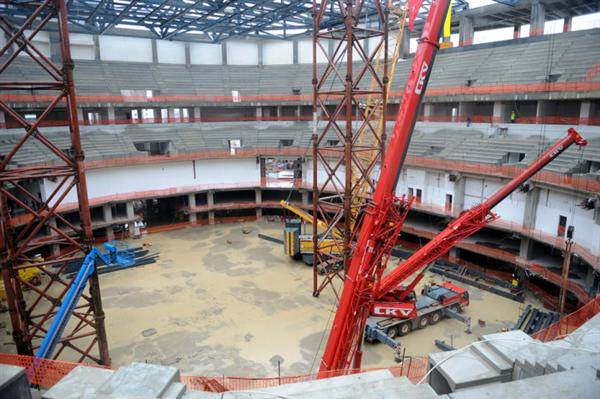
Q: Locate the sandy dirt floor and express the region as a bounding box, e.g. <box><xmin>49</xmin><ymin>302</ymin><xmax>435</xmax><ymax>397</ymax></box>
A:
<box><xmin>0</xmin><ymin>220</ymin><xmax>539</xmax><ymax>378</ymax></box>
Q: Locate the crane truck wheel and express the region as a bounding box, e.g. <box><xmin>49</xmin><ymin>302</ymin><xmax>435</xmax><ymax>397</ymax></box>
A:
<box><xmin>429</xmin><ymin>311</ymin><xmax>442</xmax><ymax>325</ymax></box>
<box><xmin>397</xmin><ymin>322</ymin><xmax>411</xmax><ymax>336</ymax></box>
<box><xmin>386</xmin><ymin>326</ymin><xmax>398</xmax><ymax>339</ymax></box>
<box><xmin>417</xmin><ymin>315</ymin><xmax>429</xmax><ymax>329</ymax></box>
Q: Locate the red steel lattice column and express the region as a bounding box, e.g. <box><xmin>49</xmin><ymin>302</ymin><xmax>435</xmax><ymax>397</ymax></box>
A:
<box><xmin>312</xmin><ymin>0</ymin><xmax>388</xmax><ymax>298</ymax></box>
<box><xmin>0</xmin><ymin>0</ymin><xmax>109</xmax><ymax>365</ymax></box>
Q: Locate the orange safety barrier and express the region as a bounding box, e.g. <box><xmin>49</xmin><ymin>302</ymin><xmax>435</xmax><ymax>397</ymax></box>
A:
<box><xmin>533</xmin><ymin>295</ymin><xmax>600</xmax><ymax>342</ymax></box>
<box><xmin>0</xmin><ymin>354</ymin><xmax>108</xmax><ymax>388</ymax></box>
<box><xmin>0</xmin><ymin>353</ymin><xmax>429</xmax><ymax>391</ymax></box>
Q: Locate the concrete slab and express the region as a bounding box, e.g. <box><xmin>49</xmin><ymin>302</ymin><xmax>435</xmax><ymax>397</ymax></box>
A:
<box><xmin>429</xmin><ymin>348</ymin><xmax>503</xmax><ymax>391</ymax></box>
<box><xmin>481</xmin><ymin>330</ymin><xmax>534</xmax><ymax>364</ymax></box>
<box><xmin>447</xmin><ymin>367</ymin><xmax>600</xmax><ymax>399</ymax></box>
<box><xmin>43</xmin><ymin>366</ymin><xmax>113</xmax><ymax>399</ymax></box>
<box><xmin>96</xmin><ymin>362</ymin><xmax>180</xmax><ymax>398</ymax></box>
<box><xmin>181</xmin><ymin>391</ymin><xmax>222</xmax><ymax>399</ymax></box>
<box><xmin>221</xmin><ymin>377</ymin><xmax>437</xmax><ymax>399</ymax></box>
<box><xmin>0</xmin><ymin>364</ymin><xmax>31</xmax><ymax>399</ymax></box>
<box><xmin>470</xmin><ymin>341</ymin><xmax>512</xmax><ymax>376</ymax></box>
<box><xmin>240</xmin><ymin>369</ymin><xmax>394</xmax><ymax>396</ymax></box>
<box><xmin>162</xmin><ymin>382</ymin><xmax>186</xmax><ymax>399</ymax></box>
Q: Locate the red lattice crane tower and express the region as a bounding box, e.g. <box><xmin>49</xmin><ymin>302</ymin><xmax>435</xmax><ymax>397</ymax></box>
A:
<box><xmin>318</xmin><ymin>0</ymin><xmax>452</xmax><ymax>375</ymax></box>
<box><xmin>0</xmin><ymin>0</ymin><xmax>110</xmax><ymax>364</ymax></box>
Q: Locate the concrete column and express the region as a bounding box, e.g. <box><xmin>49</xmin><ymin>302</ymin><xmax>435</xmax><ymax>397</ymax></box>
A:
<box><xmin>513</xmin><ymin>25</ymin><xmax>521</xmax><ymax>39</ymax></box>
<box><xmin>585</xmin><ymin>266</ymin><xmax>595</xmax><ymax>293</ymax></box>
<box><xmin>256</xmin><ymin>107</ymin><xmax>262</xmax><ymax>121</ymax></box>
<box><xmin>151</xmin><ymin>39</ymin><xmax>158</xmax><ymax>63</ymax></box>
<box><xmin>563</xmin><ymin>16</ymin><xmax>572</xmax><ymax>33</ymax></box>
<box><xmin>302</xmin><ymin>190</ymin><xmax>309</xmax><ymax>205</ymax></box>
<box><xmin>255</xmin><ymin>188</ymin><xmax>262</xmax><ymax>219</ymax></box>
<box><xmin>423</xmin><ymin>103</ymin><xmax>434</xmax><ymax>122</ymax></box>
<box><xmin>126</xmin><ymin>202</ymin><xmax>135</xmax><ymax>220</ymax></box>
<box><xmin>184</xmin><ymin>42</ymin><xmax>191</xmax><ymax>67</ymax></box>
<box><xmin>536</xmin><ymin>100</ymin><xmax>550</xmax><ymax>124</ymax></box>
<box><xmin>493</xmin><ymin>101</ymin><xmax>510</xmax><ymax>123</ymax></box>
<box><xmin>168</xmin><ymin>107</ymin><xmax>176</xmax><ymax>122</ymax></box>
<box><xmin>530</xmin><ymin>0</ymin><xmax>546</xmax><ymax>37</ymax></box>
<box><xmin>0</xmin><ymin>110</ymin><xmax>5</xmax><ymax>128</ymax></box>
<box><xmin>400</xmin><ymin>26</ymin><xmax>410</xmax><ymax>59</ymax></box>
<box><xmin>448</xmin><ymin>247</ymin><xmax>459</xmax><ymax>264</ymax></box>
<box><xmin>276</xmin><ymin>106</ymin><xmax>282</xmax><ymax>119</ymax></box>
<box><xmin>292</xmin><ymin>39</ymin><xmax>299</xmax><ymax>64</ymax></box>
<box><xmin>188</xmin><ymin>193</ymin><xmax>197</xmax><ymax>224</ymax></box>
<box><xmin>579</xmin><ymin>101</ymin><xmax>593</xmax><ymax>125</ymax></box>
<box><xmin>458</xmin><ymin>16</ymin><xmax>474</xmax><ymax>46</ymax></box>
<box><xmin>207</xmin><ymin>190</ymin><xmax>215</xmax><ymax>224</ymax></box>
<box><xmin>520</xmin><ymin>237</ymin><xmax>535</xmax><ymax>260</ymax></box>
<box><xmin>523</xmin><ymin>186</ymin><xmax>540</xmax><ymax>231</ymax></box>
<box><xmin>48</xmin><ymin>32</ymin><xmax>61</xmax><ymax>63</ymax></box>
<box><xmin>107</xmin><ymin>107</ymin><xmax>116</xmax><ymax>124</ymax></box>
<box><xmin>452</xmin><ymin>175</ymin><xmax>465</xmax><ymax>217</ymax></box>
<box><xmin>49</xmin><ymin>217</ymin><xmax>60</xmax><ymax>256</ymax></box>
<box><xmin>103</xmin><ymin>205</ymin><xmax>113</xmax><ymax>223</ymax></box>
<box><xmin>93</xmin><ymin>35</ymin><xmax>101</xmax><ymax>60</ymax></box>
<box><xmin>458</xmin><ymin>102</ymin><xmax>475</xmax><ymax>124</ymax></box>
<box><xmin>221</xmin><ymin>41</ymin><xmax>227</xmax><ymax>65</ymax></box>
<box><xmin>105</xmin><ymin>227</ymin><xmax>115</xmax><ymax>241</ymax></box>
<box><xmin>193</xmin><ymin>107</ymin><xmax>201</xmax><ymax>122</ymax></box>
<box><xmin>77</xmin><ymin>108</ymin><xmax>84</xmax><ymax>123</ymax></box>
<box><xmin>257</xmin><ymin>40</ymin><xmax>263</xmax><ymax>66</ymax></box>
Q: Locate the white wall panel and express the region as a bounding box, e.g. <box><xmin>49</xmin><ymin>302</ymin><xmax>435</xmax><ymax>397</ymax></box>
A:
<box><xmin>99</xmin><ymin>36</ymin><xmax>152</xmax><ymax>62</ymax></box>
<box><xmin>190</xmin><ymin>42</ymin><xmax>222</xmax><ymax>65</ymax></box>
<box><xmin>157</xmin><ymin>40</ymin><xmax>186</xmax><ymax>64</ymax></box>
<box><xmin>534</xmin><ymin>189</ymin><xmax>599</xmax><ymax>255</ymax></box>
<box><xmin>43</xmin><ymin>159</ymin><xmax>260</xmax><ymax>206</ymax></box>
<box><xmin>263</xmin><ymin>40</ymin><xmax>293</xmax><ymax>65</ymax></box>
<box><xmin>226</xmin><ymin>40</ymin><xmax>258</xmax><ymax>65</ymax></box>
<box><xmin>298</xmin><ymin>38</ymin><xmax>328</xmax><ymax>64</ymax></box>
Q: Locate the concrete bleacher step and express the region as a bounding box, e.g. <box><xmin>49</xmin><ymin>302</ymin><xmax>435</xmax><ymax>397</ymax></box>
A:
<box><xmin>237</xmin><ymin>374</ymin><xmax>437</xmax><ymax>399</ymax></box>
<box><xmin>246</xmin><ymin>369</ymin><xmax>394</xmax><ymax>397</ymax></box>
<box><xmin>42</xmin><ymin>365</ymin><xmax>114</xmax><ymax>399</ymax></box>
<box><xmin>181</xmin><ymin>390</ymin><xmax>221</xmax><ymax>398</ymax></box>
<box><xmin>470</xmin><ymin>341</ymin><xmax>512</xmax><ymax>377</ymax></box>
<box><xmin>95</xmin><ymin>362</ymin><xmax>181</xmax><ymax>398</ymax></box>
<box><xmin>446</xmin><ymin>367</ymin><xmax>600</xmax><ymax>399</ymax></box>
<box><xmin>162</xmin><ymin>382</ymin><xmax>187</xmax><ymax>399</ymax></box>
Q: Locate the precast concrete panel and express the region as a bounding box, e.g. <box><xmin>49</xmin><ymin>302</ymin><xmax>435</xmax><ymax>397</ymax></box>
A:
<box><xmin>190</xmin><ymin>43</ymin><xmax>222</xmax><ymax>65</ymax></box>
<box><xmin>227</xmin><ymin>40</ymin><xmax>259</xmax><ymax>65</ymax></box>
<box><xmin>156</xmin><ymin>40</ymin><xmax>186</xmax><ymax>64</ymax></box>
<box><xmin>99</xmin><ymin>35</ymin><xmax>153</xmax><ymax>62</ymax></box>
<box><xmin>263</xmin><ymin>40</ymin><xmax>293</xmax><ymax>65</ymax></box>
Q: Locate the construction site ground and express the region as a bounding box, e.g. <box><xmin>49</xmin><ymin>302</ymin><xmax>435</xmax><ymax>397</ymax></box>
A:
<box><xmin>0</xmin><ymin>220</ymin><xmax>540</xmax><ymax>377</ymax></box>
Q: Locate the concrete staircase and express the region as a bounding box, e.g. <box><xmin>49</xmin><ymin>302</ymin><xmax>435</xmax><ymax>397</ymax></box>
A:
<box><xmin>41</xmin><ymin>366</ymin><xmax>439</xmax><ymax>399</ymax></box>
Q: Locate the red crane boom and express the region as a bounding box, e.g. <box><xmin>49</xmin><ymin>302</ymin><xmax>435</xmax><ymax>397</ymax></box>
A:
<box><xmin>317</xmin><ymin>0</ymin><xmax>452</xmax><ymax>376</ymax></box>
<box><xmin>375</xmin><ymin>128</ymin><xmax>588</xmax><ymax>304</ymax></box>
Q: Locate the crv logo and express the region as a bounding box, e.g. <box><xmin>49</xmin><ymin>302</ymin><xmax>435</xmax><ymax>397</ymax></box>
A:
<box><xmin>415</xmin><ymin>61</ymin><xmax>429</xmax><ymax>95</ymax></box>
<box><xmin>373</xmin><ymin>307</ymin><xmax>413</xmax><ymax>317</ymax></box>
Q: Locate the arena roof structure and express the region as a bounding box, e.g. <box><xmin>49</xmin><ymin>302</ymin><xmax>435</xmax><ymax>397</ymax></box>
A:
<box><xmin>1</xmin><ymin>0</ymin><xmax>468</xmax><ymax>42</ymax></box>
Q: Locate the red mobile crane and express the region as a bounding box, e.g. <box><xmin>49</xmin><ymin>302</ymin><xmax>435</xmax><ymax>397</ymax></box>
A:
<box><xmin>365</xmin><ymin>128</ymin><xmax>587</xmax><ymax>353</ymax></box>
<box><xmin>318</xmin><ymin>0</ymin><xmax>452</xmax><ymax>375</ymax></box>
<box><xmin>317</xmin><ymin>0</ymin><xmax>588</xmax><ymax>376</ymax></box>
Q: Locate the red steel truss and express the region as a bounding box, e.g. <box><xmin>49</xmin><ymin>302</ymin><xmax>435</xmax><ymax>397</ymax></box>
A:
<box><xmin>0</xmin><ymin>0</ymin><xmax>110</xmax><ymax>364</ymax></box>
<box><xmin>311</xmin><ymin>0</ymin><xmax>388</xmax><ymax>298</ymax></box>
